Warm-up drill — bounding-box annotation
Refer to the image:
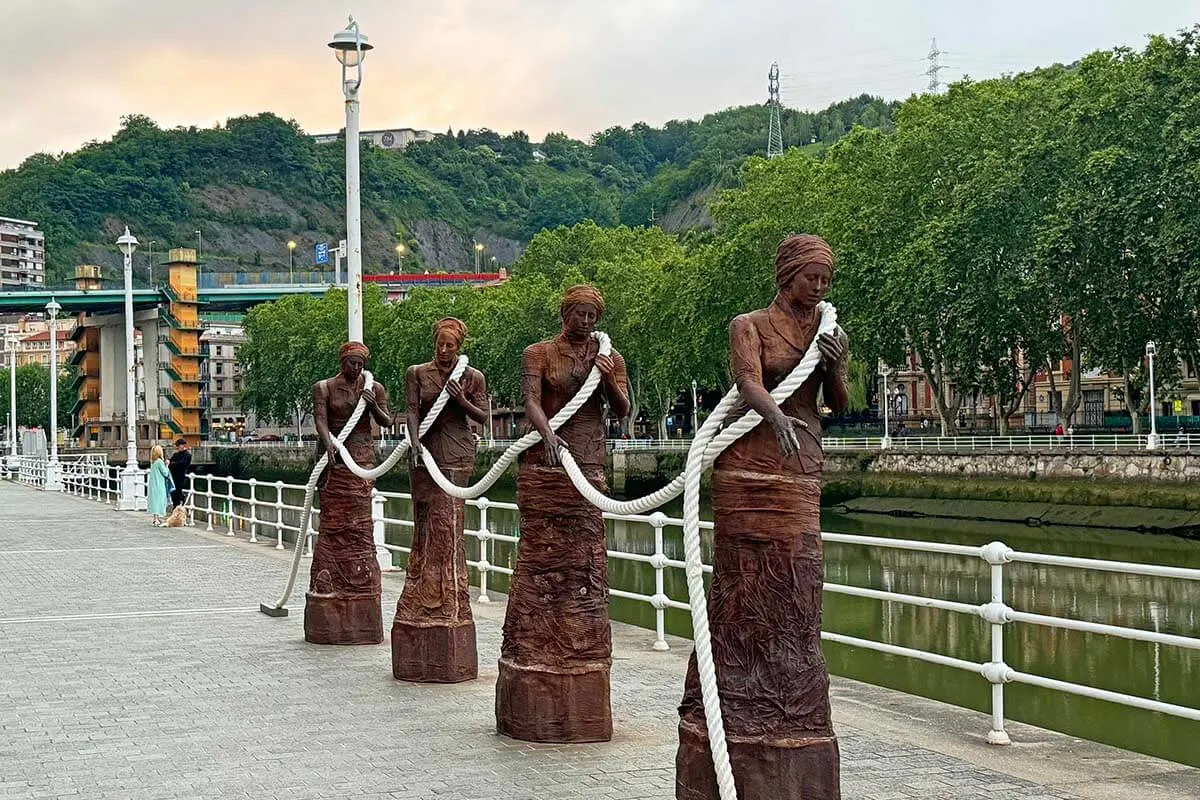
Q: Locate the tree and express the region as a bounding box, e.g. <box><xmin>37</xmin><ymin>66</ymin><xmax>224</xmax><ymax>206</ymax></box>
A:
<box><xmin>0</xmin><ymin>363</ymin><xmax>73</xmax><ymax>433</ymax></box>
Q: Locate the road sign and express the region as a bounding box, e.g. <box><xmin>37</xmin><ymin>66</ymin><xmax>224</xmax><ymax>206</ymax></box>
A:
<box><xmin>315</xmin><ymin>242</ymin><xmax>329</xmax><ymax>265</ymax></box>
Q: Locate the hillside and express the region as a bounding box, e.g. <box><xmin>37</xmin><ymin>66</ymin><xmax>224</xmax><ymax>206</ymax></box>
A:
<box><xmin>0</xmin><ymin>96</ymin><xmax>896</xmax><ymax>285</ymax></box>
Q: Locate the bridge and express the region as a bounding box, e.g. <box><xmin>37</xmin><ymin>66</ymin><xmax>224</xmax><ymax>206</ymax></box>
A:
<box><xmin>2</xmin><ymin>459</ymin><xmax>1197</xmax><ymax>799</ymax></box>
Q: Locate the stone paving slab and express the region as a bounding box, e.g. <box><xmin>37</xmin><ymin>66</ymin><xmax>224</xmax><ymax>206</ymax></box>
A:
<box><xmin>0</xmin><ymin>482</ymin><xmax>1192</xmax><ymax>800</ymax></box>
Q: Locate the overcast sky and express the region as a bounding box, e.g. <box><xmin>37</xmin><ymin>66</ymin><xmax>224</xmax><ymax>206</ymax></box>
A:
<box><xmin>1</xmin><ymin>1</ymin><xmax>1197</xmax><ymax>169</ymax></box>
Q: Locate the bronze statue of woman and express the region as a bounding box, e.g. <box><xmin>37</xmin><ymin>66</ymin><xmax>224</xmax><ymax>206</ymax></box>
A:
<box><xmin>496</xmin><ymin>284</ymin><xmax>630</xmax><ymax>743</ymax></box>
<box><xmin>392</xmin><ymin>317</ymin><xmax>488</xmax><ymax>683</ymax></box>
<box><xmin>676</xmin><ymin>235</ymin><xmax>848</xmax><ymax>800</ymax></box>
<box><xmin>306</xmin><ymin>341</ymin><xmax>395</xmax><ymax>645</ymax></box>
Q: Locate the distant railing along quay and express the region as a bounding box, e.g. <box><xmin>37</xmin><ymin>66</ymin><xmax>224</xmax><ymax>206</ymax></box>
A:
<box><xmin>4</xmin><ymin>458</ymin><xmax>1199</xmax><ymax>747</ymax></box>
<box><xmin>193</xmin><ymin>432</ymin><xmax>1200</xmax><ymax>462</ymax></box>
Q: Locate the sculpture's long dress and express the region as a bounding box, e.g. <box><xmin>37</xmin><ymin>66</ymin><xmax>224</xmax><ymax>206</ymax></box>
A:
<box><xmin>304</xmin><ymin>376</ymin><xmax>387</xmax><ymax>645</ymax></box>
<box><xmin>677</xmin><ymin>303</ymin><xmax>841</xmax><ymax>800</ymax></box>
<box><xmin>391</xmin><ymin>363</ymin><xmax>485</xmax><ymax>682</ymax></box>
<box><xmin>496</xmin><ymin>336</ymin><xmax>628</xmax><ymax>743</ymax></box>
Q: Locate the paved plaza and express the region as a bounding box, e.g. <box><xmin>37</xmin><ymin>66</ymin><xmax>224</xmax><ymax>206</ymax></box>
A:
<box><xmin>1</xmin><ymin>482</ymin><xmax>1197</xmax><ymax>800</ymax></box>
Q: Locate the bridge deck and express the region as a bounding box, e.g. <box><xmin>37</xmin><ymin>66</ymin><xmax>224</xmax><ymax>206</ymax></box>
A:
<box><xmin>1</xmin><ymin>482</ymin><xmax>1195</xmax><ymax>800</ymax></box>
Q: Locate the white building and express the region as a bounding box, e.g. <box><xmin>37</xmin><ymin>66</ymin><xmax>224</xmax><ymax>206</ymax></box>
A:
<box><xmin>0</xmin><ymin>217</ymin><xmax>45</xmax><ymax>289</ymax></box>
<box><xmin>312</xmin><ymin>127</ymin><xmax>436</xmax><ymax>150</ymax></box>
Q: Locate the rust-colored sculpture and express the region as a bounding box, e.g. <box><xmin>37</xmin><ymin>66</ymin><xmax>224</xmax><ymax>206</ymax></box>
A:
<box><xmin>305</xmin><ymin>342</ymin><xmax>394</xmax><ymax>645</ymax></box>
<box><xmin>392</xmin><ymin>317</ymin><xmax>488</xmax><ymax>683</ymax></box>
<box><xmin>496</xmin><ymin>284</ymin><xmax>630</xmax><ymax>743</ymax></box>
<box><xmin>676</xmin><ymin>235</ymin><xmax>848</xmax><ymax>800</ymax></box>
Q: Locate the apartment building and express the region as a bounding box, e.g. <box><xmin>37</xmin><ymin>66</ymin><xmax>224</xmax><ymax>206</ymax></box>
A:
<box><xmin>200</xmin><ymin>324</ymin><xmax>248</xmax><ymax>440</ymax></box>
<box><xmin>0</xmin><ymin>217</ymin><xmax>46</xmax><ymax>289</ymax></box>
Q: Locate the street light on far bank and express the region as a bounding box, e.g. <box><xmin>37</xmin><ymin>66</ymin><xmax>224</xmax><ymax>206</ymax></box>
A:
<box><xmin>288</xmin><ymin>240</ymin><xmax>297</xmax><ymax>283</ymax></box>
<box><xmin>395</xmin><ymin>243</ymin><xmax>406</xmax><ymax>270</ymax></box>
<box><xmin>1146</xmin><ymin>340</ymin><xmax>1159</xmax><ymax>450</ymax></box>
<box><xmin>474</xmin><ymin>241</ymin><xmax>485</xmax><ymax>271</ymax></box>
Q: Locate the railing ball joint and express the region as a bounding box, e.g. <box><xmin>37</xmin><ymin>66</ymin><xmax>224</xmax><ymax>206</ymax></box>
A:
<box><xmin>649</xmin><ymin>553</ymin><xmax>669</xmax><ymax>570</ymax></box>
<box><xmin>981</xmin><ymin>541</ymin><xmax>1013</xmax><ymax>565</ymax></box>
<box><xmin>979</xmin><ymin>602</ymin><xmax>1011</xmax><ymax>625</ymax></box>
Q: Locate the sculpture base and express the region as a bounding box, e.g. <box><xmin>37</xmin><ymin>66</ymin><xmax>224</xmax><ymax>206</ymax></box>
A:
<box><xmin>676</xmin><ymin>717</ymin><xmax>840</xmax><ymax>800</ymax></box>
<box><xmin>303</xmin><ymin>592</ymin><xmax>383</xmax><ymax>645</ymax></box>
<box><xmin>495</xmin><ymin>657</ymin><xmax>612</xmax><ymax>743</ymax></box>
<box><xmin>391</xmin><ymin>619</ymin><xmax>478</xmax><ymax>683</ymax></box>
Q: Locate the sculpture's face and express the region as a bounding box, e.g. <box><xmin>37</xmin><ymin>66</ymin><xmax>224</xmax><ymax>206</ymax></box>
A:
<box><xmin>563</xmin><ymin>303</ymin><xmax>599</xmax><ymax>339</ymax></box>
<box><xmin>434</xmin><ymin>330</ymin><xmax>460</xmax><ymax>367</ymax></box>
<box><xmin>782</xmin><ymin>262</ymin><xmax>832</xmax><ymax>310</ymax></box>
<box><xmin>340</xmin><ymin>355</ymin><xmax>365</xmax><ymax>381</ymax></box>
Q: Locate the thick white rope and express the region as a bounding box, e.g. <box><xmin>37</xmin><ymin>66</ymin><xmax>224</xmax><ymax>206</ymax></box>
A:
<box><xmin>415</xmin><ymin>333</ymin><xmax>613</xmax><ymax>500</ymax></box>
<box><xmin>329</xmin><ymin>356</ymin><xmax>469</xmax><ymax>481</ymax></box>
<box><xmin>263</xmin><ymin>357</ymin><xmax>465</xmax><ymax>612</ymax></box>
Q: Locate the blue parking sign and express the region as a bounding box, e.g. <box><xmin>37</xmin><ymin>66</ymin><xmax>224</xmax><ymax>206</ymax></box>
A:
<box><xmin>315</xmin><ymin>242</ymin><xmax>329</xmax><ymax>265</ymax></box>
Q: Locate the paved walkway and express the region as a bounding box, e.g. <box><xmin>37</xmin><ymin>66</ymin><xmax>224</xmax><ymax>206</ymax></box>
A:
<box><xmin>1</xmin><ymin>482</ymin><xmax>1197</xmax><ymax>800</ymax></box>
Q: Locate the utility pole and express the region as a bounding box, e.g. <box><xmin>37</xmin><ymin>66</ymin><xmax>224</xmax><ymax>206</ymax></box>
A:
<box><xmin>925</xmin><ymin>38</ymin><xmax>944</xmax><ymax>93</ymax></box>
<box><xmin>767</xmin><ymin>62</ymin><xmax>783</xmax><ymax>158</ymax></box>
<box><xmin>648</xmin><ymin>205</ymin><xmax>657</xmax><ymax>226</ymax></box>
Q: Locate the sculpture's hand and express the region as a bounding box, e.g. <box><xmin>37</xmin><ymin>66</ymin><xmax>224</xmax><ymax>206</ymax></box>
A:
<box><xmin>595</xmin><ymin>354</ymin><xmax>615</xmax><ymax>376</ymax></box>
<box><xmin>446</xmin><ymin>379</ymin><xmax>466</xmax><ymax>406</ymax></box>
<box><xmin>817</xmin><ymin>326</ymin><xmax>849</xmax><ymax>370</ymax></box>
<box><xmin>769</xmin><ymin>413</ymin><xmax>809</xmax><ymax>460</ymax></box>
<box><xmin>362</xmin><ymin>387</ymin><xmax>379</xmax><ymax>411</ymax></box>
<box><xmin>323</xmin><ymin>436</ymin><xmax>341</xmax><ymax>466</ymax></box>
<box><xmin>410</xmin><ymin>438</ymin><xmax>423</xmax><ymax>467</ymax></box>
<box><xmin>542</xmin><ymin>433</ymin><xmax>569</xmax><ymax>468</ymax></box>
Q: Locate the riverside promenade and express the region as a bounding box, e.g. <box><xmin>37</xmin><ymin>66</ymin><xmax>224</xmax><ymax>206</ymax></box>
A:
<box><xmin>1</xmin><ymin>481</ymin><xmax>1197</xmax><ymax>800</ymax></box>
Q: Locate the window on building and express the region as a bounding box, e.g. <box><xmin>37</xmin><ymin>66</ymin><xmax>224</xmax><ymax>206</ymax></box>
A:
<box><xmin>216</xmin><ymin>379</ymin><xmax>225</xmax><ymax>392</ymax></box>
<box><xmin>216</xmin><ymin>397</ymin><xmax>225</xmax><ymax>408</ymax></box>
<box><xmin>215</xmin><ymin>345</ymin><xmax>223</xmax><ymax>357</ymax></box>
<box><xmin>215</xmin><ymin>363</ymin><xmax>223</xmax><ymax>376</ymax></box>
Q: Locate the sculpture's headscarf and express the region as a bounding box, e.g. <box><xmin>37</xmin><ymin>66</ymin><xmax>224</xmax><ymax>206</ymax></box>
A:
<box><xmin>432</xmin><ymin>317</ymin><xmax>468</xmax><ymax>348</ymax></box>
<box><xmin>339</xmin><ymin>341</ymin><xmax>370</xmax><ymax>363</ymax></box>
<box><xmin>774</xmin><ymin>234</ymin><xmax>835</xmax><ymax>291</ymax></box>
<box><xmin>560</xmin><ymin>284</ymin><xmax>605</xmax><ymax>319</ymax></box>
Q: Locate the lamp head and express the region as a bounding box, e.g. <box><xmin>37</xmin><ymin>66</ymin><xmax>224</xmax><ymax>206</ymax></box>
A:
<box><xmin>45</xmin><ymin>298</ymin><xmax>61</xmax><ymax>319</ymax></box>
<box><xmin>1146</xmin><ymin>341</ymin><xmax>1157</xmax><ymax>357</ymax></box>
<box><xmin>116</xmin><ymin>226</ymin><xmax>139</xmax><ymax>257</ymax></box>
<box><xmin>329</xmin><ymin>17</ymin><xmax>373</xmax><ymax>67</ymax></box>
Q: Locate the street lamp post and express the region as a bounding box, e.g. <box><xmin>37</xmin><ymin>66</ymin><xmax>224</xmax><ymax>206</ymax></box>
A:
<box><xmin>44</xmin><ymin>299</ymin><xmax>62</xmax><ymax>491</ymax></box>
<box><xmin>395</xmin><ymin>243</ymin><xmax>406</xmax><ymax>271</ymax></box>
<box><xmin>691</xmin><ymin>379</ymin><xmax>699</xmax><ymax>436</ymax></box>
<box><xmin>879</xmin><ymin>360</ymin><xmax>892</xmax><ymax>448</ymax></box>
<box><xmin>147</xmin><ymin>240</ymin><xmax>156</xmax><ymax>287</ymax></box>
<box><xmin>5</xmin><ymin>326</ymin><xmax>16</xmax><ymax>467</ymax></box>
<box><xmin>1146</xmin><ymin>340</ymin><xmax>1159</xmax><ymax>450</ymax></box>
<box><xmin>288</xmin><ymin>240</ymin><xmax>297</xmax><ymax>283</ymax></box>
<box><xmin>117</xmin><ymin>227</ymin><xmax>141</xmax><ymax>510</ymax></box>
<box><xmin>329</xmin><ymin>17</ymin><xmax>373</xmax><ymax>344</ymax></box>
<box><xmin>473</xmin><ymin>241</ymin><xmax>484</xmax><ymax>271</ymax></box>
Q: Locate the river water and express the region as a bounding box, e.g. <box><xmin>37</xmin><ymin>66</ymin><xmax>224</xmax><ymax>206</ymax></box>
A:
<box><xmin>227</xmin><ymin>475</ymin><xmax>1200</xmax><ymax>767</ymax></box>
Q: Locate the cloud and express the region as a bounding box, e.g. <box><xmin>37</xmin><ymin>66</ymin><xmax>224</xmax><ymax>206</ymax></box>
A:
<box><xmin>1</xmin><ymin>1</ymin><xmax>1197</xmax><ymax>168</ymax></box>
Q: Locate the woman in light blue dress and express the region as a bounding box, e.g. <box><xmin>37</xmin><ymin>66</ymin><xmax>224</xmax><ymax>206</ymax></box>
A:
<box><xmin>147</xmin><ymin>444</ymin><xmax>173</xmax><ymax>526</ymax></box>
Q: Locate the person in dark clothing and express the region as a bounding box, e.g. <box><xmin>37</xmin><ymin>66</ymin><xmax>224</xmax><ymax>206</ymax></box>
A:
<box><xmin>168</xmin><ymin>439</ymin><xmax>191</xmax><ymax>507</ymax></box>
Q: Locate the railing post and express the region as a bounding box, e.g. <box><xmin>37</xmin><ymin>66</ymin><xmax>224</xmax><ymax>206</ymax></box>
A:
<box><xmin>476</xmin><ymin>496</ymin><xmax>491</xmax><ymax>604</ymax></box>
<box><xmin>980</xmin><ymin>541</ymin><xmax>1014</xmax><ymax>746</ymax></box>
<box><xmin>226</xmin><ymin>478</ymin><xmax>236</xmax><ymax>536</ymax></box>
<box><xmin>372</xmin><ymin>489</ymin><xmax>392</xmax><ymax>572</ymax></box>
<box><xmin>186</xmin><ymin>475</ymin><xmax>196</xmax><ymax>526</ymax></box>
<box><xmin>205</xmin><ymin>477</ymin><xmax>214</xmax><ymax>532</ymax></box>
<box><xmin>649</xmin><ymin>511</ymin><xmax>670</xmax><ymax>651</ymax></box>
<box><xmin>247</xmin><ymin>478</ymin><xmax>259</xmax><ymax>543</ymax></box>
<box><xmin>305</xmin><ymin>512</ymin><xmax>315</xmax><ymax>558</ymax></box>
<box><xmin>273</xmin><ymin>481</ymin><xmax>285</xmax><ymax>549</ymax></box>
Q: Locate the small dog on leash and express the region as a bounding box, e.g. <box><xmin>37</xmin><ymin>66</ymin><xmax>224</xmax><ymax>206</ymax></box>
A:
<box><xmin>165</xmin><ymin>493</ymin><xmax>192</xmax><ymax>527</ymax></box>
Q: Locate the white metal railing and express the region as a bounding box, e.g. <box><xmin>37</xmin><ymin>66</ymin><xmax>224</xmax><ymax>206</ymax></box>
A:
<box><xmin>7</xmin><ymin>453</ymin><xmax>145</xmax><ymax>506</ymax></box>
<box><xmin>195</xmin><ymin>434</ymin><xmax>1200</xmax><ymax>461</ymax></box>
<box><xmin>167</xmin><ymin>472</ymin><xmax>1200</xmax><ymax>747</ymax></box>
<box><xmin>822</xmin><ymin>433</ymin><xmax>1200</xmax><ymax>452</ymax></box>
<box><xmin>7</xmin><ymin>463</ymin><xmax>1197</xmax><ymax>744</ymax></box>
